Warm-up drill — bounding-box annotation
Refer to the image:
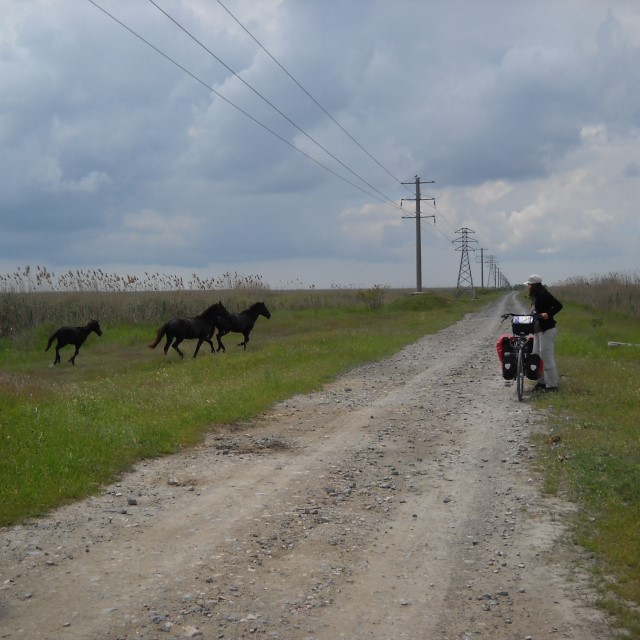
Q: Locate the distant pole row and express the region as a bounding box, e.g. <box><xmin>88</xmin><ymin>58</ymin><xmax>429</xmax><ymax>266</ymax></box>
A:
<box><xmin>401</xmin><ymin>175</ymin><xmax>511</xmax><ymax>294</ymax></box>
<box><xmin>478</xmin><ymin>251</ymin><xmax>512</xmax><ymax>289</ymax></box>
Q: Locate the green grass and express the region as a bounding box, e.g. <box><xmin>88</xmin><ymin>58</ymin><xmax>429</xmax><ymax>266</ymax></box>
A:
<box><xmin>0</xmin><ymin>289</ymin><xmax>498</xmax><ymax>526</ymax></box>
<box><xmin>531</xmin><ymin>299</ymin><xmax>640</xmax><ymax>636</ymax></box>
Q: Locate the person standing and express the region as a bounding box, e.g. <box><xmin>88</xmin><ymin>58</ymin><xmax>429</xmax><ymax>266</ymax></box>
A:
<box><xmin>525</xmin><ymin>274</ymin><xmax>563</xmax><ymax>392</ymax></box>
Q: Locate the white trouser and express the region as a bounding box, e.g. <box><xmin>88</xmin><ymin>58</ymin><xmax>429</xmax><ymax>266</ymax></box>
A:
<box><xmin>533</xmin><ymin>327</ymin><xmax>558</xmax><ymax>388</ymax></box>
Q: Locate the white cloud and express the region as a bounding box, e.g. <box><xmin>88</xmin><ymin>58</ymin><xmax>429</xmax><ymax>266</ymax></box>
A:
<box><xmin>468</xmin><ymin>181</ymin><xmax>513</xmax><ymax>206</ymax></box>
<box><xmin>0</xmin><ymin>0</ymin><xmax>638</xmax><ymax>288</ymax></box>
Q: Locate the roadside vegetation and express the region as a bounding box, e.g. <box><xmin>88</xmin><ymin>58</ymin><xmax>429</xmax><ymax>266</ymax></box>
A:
<box><xmin>532</xmin><ymin>271</ymin><xmax>640</xmax><ymax>637</ymax></box>
<box><xmin>0</xmin><ymin>280</ymin><xmax>498</xmax><ymax>526</ymax></box>
<box><xmin>3</xmin><ymin>266</ymin><xmax>639</xmax><ymax>635</ymax></box>
<box><xmin>554</xmin><ymin>271</ymin><xmax>639</xmax><ymax>317</ymax></box>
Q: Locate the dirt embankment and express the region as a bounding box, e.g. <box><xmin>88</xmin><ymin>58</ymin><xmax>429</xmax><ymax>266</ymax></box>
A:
<box><xmin>0</xmin><ymin>292</ymin><xmax>613</xmax><ymax>639</ymax></box>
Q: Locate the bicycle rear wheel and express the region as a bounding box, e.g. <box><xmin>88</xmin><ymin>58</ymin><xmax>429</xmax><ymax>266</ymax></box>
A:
<box><xmin>516</xmin><ymin>347</ymin><xmax>525</xmax><ymax>401</ymax></box>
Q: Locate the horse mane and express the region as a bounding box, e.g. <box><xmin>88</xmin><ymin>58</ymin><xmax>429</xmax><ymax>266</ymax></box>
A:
<box><xmin>195</xmin><ymin>301</ymin><xmax>225</xmax><ymax>319</ymax></box>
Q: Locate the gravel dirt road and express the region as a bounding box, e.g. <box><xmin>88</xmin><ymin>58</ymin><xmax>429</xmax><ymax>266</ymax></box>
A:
<box><xmin>0</xmin><ymin>292</ymin><xmax>614</xmax><ymax>640</ymax></box>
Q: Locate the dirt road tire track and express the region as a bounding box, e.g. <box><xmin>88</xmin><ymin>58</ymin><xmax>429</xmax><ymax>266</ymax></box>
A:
<box><xmin>1</xmin><ymin>292</ymin><xmax>613</xmax><ymax>639</ymax></box>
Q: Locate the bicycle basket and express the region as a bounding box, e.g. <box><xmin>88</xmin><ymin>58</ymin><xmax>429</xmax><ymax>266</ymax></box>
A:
<box><xmin>511</xmin><ymin>314</ymin><xmax>535</xmax><ymax>335</ymax></box>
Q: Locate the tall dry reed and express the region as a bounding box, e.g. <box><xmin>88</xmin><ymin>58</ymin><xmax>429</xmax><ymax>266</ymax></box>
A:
<box><xmin>553</xmin><ymin>271</ymin><xmax>640</xmax><ymax>317</ymax></box>
<box><xmin>0</xmin><ymin>265</ymin><xmax>404</xmax><ymax>340</ymax></box>
<box><xmin>0</xmin><ymin>265</ymin><xmax>269</xmax><ymax>293</ymax></box>
<box><xmin>0</xmin><ymin>266</ymin><xmax>273</xmax><ymax>339</ymax></box>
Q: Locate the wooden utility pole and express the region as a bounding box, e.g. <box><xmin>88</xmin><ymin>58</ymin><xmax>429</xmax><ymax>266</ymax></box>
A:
<box><xmin>477</xmin><ymin>247</ymin><xmax>488</xmax><ymax>288</ymax></box>
<box><xmin>402</xmin><ymin>176</ymin><xmax>434</xmax><ymax>293</ymax></box>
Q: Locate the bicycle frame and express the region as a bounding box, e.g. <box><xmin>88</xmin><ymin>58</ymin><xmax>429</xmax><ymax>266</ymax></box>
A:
<box><xmin>501</xmin><ymin>313</ymin><xmax>537</xmax><ymax>401</ymax></box>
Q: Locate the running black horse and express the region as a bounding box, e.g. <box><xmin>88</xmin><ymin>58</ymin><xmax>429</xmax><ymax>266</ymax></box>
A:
<box><xmin>215</xmin><ymin>301</ymin><xmax>271</xmax><ymax>352</ymax></box>
<box><xmin>45</xmin><ymin>319</ymin><xmax>103</xmax><ymax>365</ymax></box>
<box><xmin>148</xmin><ymin>302</ymin><xmax>230</xmax><ymax>359</ymax></box>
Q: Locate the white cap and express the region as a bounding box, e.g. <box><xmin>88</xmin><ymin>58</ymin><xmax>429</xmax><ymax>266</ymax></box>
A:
<box><xmin>524</xmin><ymin>274</ymin><xmax>542</xmax><ymax>285</ymax></box>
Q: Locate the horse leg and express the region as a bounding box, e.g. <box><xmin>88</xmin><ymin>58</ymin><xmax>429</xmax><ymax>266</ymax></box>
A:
<box><xmin>238</xmin><ymin>333</ymin><xmax>250</xmax><ymax>350</ymax></box>
<box><xmin>216</xmin><ymin>330</ymin><xmax>227</xmax><ymax>353</ymax></box>
<box><xmin>69</xmin><ymin>346</ymin><xmax>80</xmax><ymax>365</ymax></box>
<box><xmin>172</xmin><ymin>339</ymin><xmax>185</xmax><ymax>359</ymax></box>
<box><xmin>203</xmin><ymin>337</ymin><xmax>216</xmax><ymax>354</ymax></box>
<box><xmin>193</xmin><ymin>339</ymin><xmax>203</xmax><ymax>358</ymax></box>
<box><xmin>163</xmin><ymin>336</ymin><xmax>172</xmax><ymax>355</ymax></box>
<box><xmin>54</xmin><ymin>344</ymin><xmax>61</xmax><ymax>365</ymax></box>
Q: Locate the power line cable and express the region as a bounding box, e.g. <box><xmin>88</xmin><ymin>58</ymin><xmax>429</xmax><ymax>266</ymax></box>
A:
<box><xmin>217</xmin><ymin>0</ymin><xmax>410</xmax><ymax>191</ymax></box>
<box><xmin>412</xmin><ymin>199</ymin><xmax>454</xmax><ymax>245</ymax></box>
<box><xmin>430</xmin><ymin>202</ymin><xmax>458</xmax><ymax>236</ymax></box>
<box><xmin>147</xmin><ymin>0</ymin><xmax>400</xmax><ymax>208</ymax></box>
<box><xmin>86</xmin><ymin>0</ymin><xmax>401</xmax><ymax>208</ymax></box>
<box><xmin>420</xmin><ymin>218</ymin><xmax>454</xmax><ymax>247</ymax></box>
<box><xmin>214</xmin><ymin>0</ymin><xmax>411</xmax><ymax>193</ymax></box>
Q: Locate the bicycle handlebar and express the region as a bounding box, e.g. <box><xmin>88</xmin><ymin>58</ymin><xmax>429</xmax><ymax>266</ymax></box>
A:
<box><xmin>501</xmin><ymin>312</ymin><xmax>538</xmax><ymax>320</ymax></box>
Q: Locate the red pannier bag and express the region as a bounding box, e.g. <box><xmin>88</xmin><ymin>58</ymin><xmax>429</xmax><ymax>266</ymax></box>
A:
<box><xmin>496</xmin><ymin>334</ymin><xmax>516</xmax><ymax>380</ymax></box>
<box><xmin>523</xmin><ymin>336</ymin><xmax>544</xmax><ymax>380</ymax></box>
<box><xmin>525</xmin><ymin>353</ymin><xmax>544</xmax><ymax>380</ymax></box>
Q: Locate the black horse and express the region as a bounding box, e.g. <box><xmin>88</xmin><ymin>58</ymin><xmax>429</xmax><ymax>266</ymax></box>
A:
<box><xmin>148</xmin><ymin>302</ymin><xmax>230</xmax><ymax>359</ymax></box>
<box><xmin>45</xmin><ymin>319</ymin><xmax>103</xmax><ymax>365</ymax></box>
<box><xmin>215</xmin><ymin>301</ymin><xmax>271</xmax><ymax>352</ymax></box>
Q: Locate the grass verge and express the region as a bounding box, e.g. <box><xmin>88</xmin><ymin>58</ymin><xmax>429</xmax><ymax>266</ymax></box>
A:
<box><xmin>531</xmin><ymin>300</ymin><xmax>640</xmax><ymax>637</ymax></box>
<box><xmin>0</xmin><ymin>289</ymin><xmax>497</xmax><ymax>526</ymax></box>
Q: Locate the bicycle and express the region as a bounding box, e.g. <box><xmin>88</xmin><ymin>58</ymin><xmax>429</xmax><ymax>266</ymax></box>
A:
<box><xmin>500</xmin><ymin>312</ymin><xmax>539</xmax><ymax>401</ymax></box>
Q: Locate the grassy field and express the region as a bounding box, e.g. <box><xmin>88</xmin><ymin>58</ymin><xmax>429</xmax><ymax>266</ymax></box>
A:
<box><xmin>0</xmin><ymin>287</ymin><xmax>497</xmax><ymax>526</ymax></box>
<box><xmin>530</xmin><ymin>281</ymin><xmax>640</xmax><ymax>637</ymax></box>
<box><xmin>3</xmin><ymin>278</ymin><xmax>639</xmax><ymax>636</ymax></box>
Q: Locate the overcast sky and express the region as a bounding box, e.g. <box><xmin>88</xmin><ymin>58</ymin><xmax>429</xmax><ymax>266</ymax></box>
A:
<box><xmin>1</xmin><ymin>0</ymin><xmax>639</xmax><ymax>290</ymax></box>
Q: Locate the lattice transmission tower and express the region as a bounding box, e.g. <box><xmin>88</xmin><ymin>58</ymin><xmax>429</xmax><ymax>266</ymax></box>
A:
<box><xmin>453</xmin><ymin>227</ymin><xmax>477</xmax><ymax>298</ymax></box>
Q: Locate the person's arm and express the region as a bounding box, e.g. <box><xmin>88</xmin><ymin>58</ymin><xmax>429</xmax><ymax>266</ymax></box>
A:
<box><xmin>548</xmin><ymin>295</ymin><xmax>563</xmax><ymax>316</ymax></box>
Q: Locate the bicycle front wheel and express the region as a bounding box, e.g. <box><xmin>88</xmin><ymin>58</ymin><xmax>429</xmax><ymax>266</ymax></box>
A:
<box><xmin>516</xmin><ymin>347</ymin><xmax>525</xmax><ymax>401</ymax></box>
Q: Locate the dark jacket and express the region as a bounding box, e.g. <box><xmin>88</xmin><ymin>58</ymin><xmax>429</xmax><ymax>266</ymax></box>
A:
<box><xmin>531</xmin><ymin>285</ymin><xmax>563</xmax><ymax>332</ymax></box>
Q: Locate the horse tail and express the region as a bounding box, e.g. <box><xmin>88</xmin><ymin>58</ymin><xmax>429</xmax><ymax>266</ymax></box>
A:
<box><xmin>45</xmin><ymin>331</ymin><xmax>57</xmax><ymax>352</ymax></box>
<box><xmin>148</xmin><ymin>323</ymin><xmax>168</xmax><ymax>349</ymax></box>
